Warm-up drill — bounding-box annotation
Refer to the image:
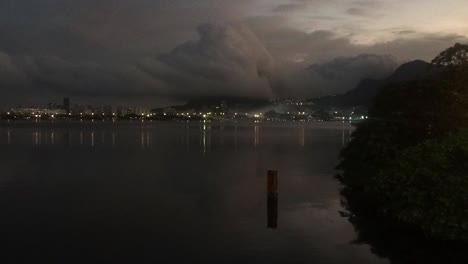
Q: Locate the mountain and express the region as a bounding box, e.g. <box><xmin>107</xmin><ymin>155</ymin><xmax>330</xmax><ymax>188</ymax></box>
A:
<box><xmin>152</xmin><ymin>96</ymin><xmax>270</xmax><ymax>112</ymax></box>
<box><xmin>387</xmin><ymin>60</ymin><xmax>432</xmax><ymax>82</ymax></box>
<box><xmin>311</xmin><ymin>60</ymin><xmax>432</xmax><ymax>108</ymax></box>
<box><xmin>183</xmin><ymin>97</ymin><xmax>270</xmax><ymax>110</ymax></box>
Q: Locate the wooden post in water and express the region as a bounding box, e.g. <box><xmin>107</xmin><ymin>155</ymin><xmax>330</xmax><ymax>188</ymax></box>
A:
<box><xmin>267</xmin><ymin>170</ymin><xmax>278</xmax><ymax>229</ymax></box>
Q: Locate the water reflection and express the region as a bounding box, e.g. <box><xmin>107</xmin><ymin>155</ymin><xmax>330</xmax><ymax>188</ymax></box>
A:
<box><xmin>254</xmin><ymin>123</ymin><xmax>259</xmax><ymax>147</ymax></box>
<box><xmin>33</xmin><ymin>131</ymin><xmax>40</xmax><ymax>145</ymax></box>
<box><xmin>219</xmin><ymin>124</ymin><xmax>224</xmax><ymax>146</ymax></box>
<box><xmin>0</xmin><ymin>121</ymin><xmax>383</xmax><ymax>264</ymax></box>
<box><xmin>342</xmin><ymin>121</ymin><xmax>353</xmax><ymax>147</ymax></box>
<box><xmin>202</xmin><ymin>122</ymin><xmax>207</xmax><ymax>154</ymax></box>
<box><xmin>299</xmin><ymin>126</ymin><xmax>305</xmax><ymax>147</ymax></box>
<box><xmin>112</xmin><ymin>132</ymin><xmax>116</xmax><ymax>147</ymax></box>
<box><xmin>341</xmin><ymin>190</ymin><xmax>468</xmax><ymax>264</ymax></box>
<box><xmin>185</xmin><ymin>124</ymin><xmax>190</xmax><ymax>152</ymax></box>
<box><xmin>234</xmin><ymin>125</ymin><xmax>238</xmax><ymax>149</ymax></box>
<box><xmin>64</xmin><ymin>131</ymin><xmax>70</xmax><ymax>146</ymax></box>
<box><xmin>140</xmin><ymin>130</ymin><xmax>151</xmax><ymax>149</ymax></box>
<box><xmin>1</xmin><ymin>121</ymin><xmax>354</xmax><ymax>150</ymax></box>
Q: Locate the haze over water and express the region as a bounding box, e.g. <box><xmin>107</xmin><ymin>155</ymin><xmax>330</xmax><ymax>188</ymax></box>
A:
<box><xmin>0</xmin><ymin>121</ymin><xmax>388</xmax><ymax>263</ymax></box>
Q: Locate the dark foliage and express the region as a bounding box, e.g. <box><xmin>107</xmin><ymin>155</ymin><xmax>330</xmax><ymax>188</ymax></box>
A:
<box><xmin>432</xmin><ymin>43</ymin><xmax>468</xmax><ymax>67</ymax></box>
<box><xmin>338</xmin><ymin>43</ymin><xmax>468</xmax><ymax>243</ymax></box>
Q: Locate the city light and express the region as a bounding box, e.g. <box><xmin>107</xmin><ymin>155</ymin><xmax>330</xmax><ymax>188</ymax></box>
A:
<box><xmin>0</xmin><ymin>97</ymin><xmax>372</xmax><ymax>123</ymax></box>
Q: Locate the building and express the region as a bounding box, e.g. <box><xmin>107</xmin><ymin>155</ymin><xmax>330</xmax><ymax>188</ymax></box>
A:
<box><xmin>103</xmin><ymin>105</ymin><xmax>113</xmax><ymax>116</ymax></box>
<box><xmin>63</xmin><ymin>97</ymin><xmax>71</xmax><ymax>114</ymax></box>
<box><xmin>116</xmin><ymin>106</ymin><xmax>124</xmax><ymax>117</ymax></box>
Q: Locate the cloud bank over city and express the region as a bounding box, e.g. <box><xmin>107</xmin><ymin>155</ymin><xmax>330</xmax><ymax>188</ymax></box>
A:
<box><xmin>0</xmin><ymin>0</ymin><xmax>467</xmax><ymax>105</ymax></box>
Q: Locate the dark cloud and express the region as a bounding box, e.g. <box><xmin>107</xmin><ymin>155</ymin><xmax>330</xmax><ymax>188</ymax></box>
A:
<box><xmin>0</xmin><ymin>1</ymin><xmax>466</xmax><ymax>105</ymax></box>
<box><xmin>273</xmin><ymin>3</ymin><xmax>306</xmax><ymax>13</ymax></box>
<box><xmin>346</xmin><ymin>0</ymin><xmax>384</xmax><ymax>17</ymax></box>
<box><xmin>425</xmin><ymin>33</ymin><xmax>466</xmax><ymax>42</ymax></box>
<box><xmin>139</xmin><ymin>23</ymin><xmax>279</xmax><ymax>100</ymax></box>
<box><xmin>247</xmin><ymin>18</ymin><xmax>358</xmax><ymax>64</ymax></box>
<box><xmin>0</xmin><ymin>51</ymin><xmax>170</xmax><ymax>106</ymax></box>
<box><xmin>309</xmin><ymin>54</ymin><xmax>397</xmax><ymax>81</ymax></box>
<box><xmin>0</xmin><ymin>0</ymin><xmax>250</xmax><ymax>60</ymax></box>
<box><xmin>352</xmin><ymin>0</ymin><xmax>383</xmax><ymax>9</ymax></box>
<box><xmin>272</xmin><ymin>0</ymin><xmax>333</xmax><ymax>13</ymax></box>
<box><xmin>284</xmin><ymin>53</ymin><xmax>398</xmax><ymax>97</ymax></box>
<box><xmin>394</xmin><ymin>30</ymin><xmax>417</xmax><ymax>35</ymax></box>
<box><xmin>368</xmin><ymin>34</ymin><xmax>468</xmax><ymax>61</ymax></box>
<box><xmin>347</xmin><ymin>7</ymin><xmax>370</xmax><ymax>16</ymax></box>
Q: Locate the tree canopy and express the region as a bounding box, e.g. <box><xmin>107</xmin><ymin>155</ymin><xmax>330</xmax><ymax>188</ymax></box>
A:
<box><xmin>432</xmin><ymin>43</ymin><xmax>468</xmax><ymax>67</ymax></box>
<box><xmin>338</xmin><ymin>43</ymin><xmax>468</xmax><ymax>241</ymax></box>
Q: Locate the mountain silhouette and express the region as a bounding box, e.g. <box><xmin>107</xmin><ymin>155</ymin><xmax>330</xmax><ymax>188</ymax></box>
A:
<box><xmin>311</xmin><ymin>60</ymin><xmax>432</xmax><ymax>108</ymax></box>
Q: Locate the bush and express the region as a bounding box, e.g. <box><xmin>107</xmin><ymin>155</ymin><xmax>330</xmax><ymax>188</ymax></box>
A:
<box><xmin>373</xmin><ymin>131</ymin><xmax>468</xmax><ymax>240</ymax></box>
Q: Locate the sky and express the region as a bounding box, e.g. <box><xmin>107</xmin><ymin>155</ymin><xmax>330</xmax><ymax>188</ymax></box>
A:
<box><xmin>0</xmin><ymin>0</ymin><xmax>467</xmax><ymax>106</ymax></box>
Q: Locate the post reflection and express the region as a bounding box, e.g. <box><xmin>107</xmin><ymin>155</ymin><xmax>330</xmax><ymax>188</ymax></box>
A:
<box><xmin>7</xmin><ymin>130</ymin><xmax>11</xmax><ymax>145</ymax></box>
<box><xmin>254</xmin><ymin>123</ymin><xmax>259</xmax><ymax>147</ymax></box>
<box><xmin>299</xmin><ymin>126</ymin><xmax>305</xmax><ymax>147</ymax></box>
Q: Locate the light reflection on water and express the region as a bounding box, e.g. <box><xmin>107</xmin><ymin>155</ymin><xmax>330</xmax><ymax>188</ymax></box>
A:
<box><xmin>0</xmin><ymin>120</ymin><xmax>384</xmax><ymax>264</ymax></box>
<box><xmin>1</xmin><ymin>120</ymin><xmax>353</xmax><ymax>150</ymax></box>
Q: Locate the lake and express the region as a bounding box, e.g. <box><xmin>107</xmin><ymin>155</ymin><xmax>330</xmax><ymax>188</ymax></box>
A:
<box><xmin>0</xmin><ymin>120</ymin><xmax>389</xmax><ymax>263</ymax></box>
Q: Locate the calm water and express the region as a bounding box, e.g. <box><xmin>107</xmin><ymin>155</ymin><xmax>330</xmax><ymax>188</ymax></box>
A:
<box><xmin>0</xmin><ymin>120</ymin><xmax>388</xmax><ymax>263</ymax></box>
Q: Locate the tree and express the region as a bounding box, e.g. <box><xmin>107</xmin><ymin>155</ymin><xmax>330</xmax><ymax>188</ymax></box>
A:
<box><xmin>338</xmin><ymin>43</ymin><xmax>468</xmax><ymax>241</ymax></box>
<box><xmin>432</xmin><ymin>43</ymin><xmax>468</xmax><ymax>67</ymax></box>
<box><xmin>375</xmin><ymin>132</ymin><xmax>468</xmax><ymax>240</ymax></box>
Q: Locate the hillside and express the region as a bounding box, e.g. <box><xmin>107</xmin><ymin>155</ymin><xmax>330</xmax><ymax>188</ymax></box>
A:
<box><xmin>311</xmin><ymin>60</ymin><xmax>432</xmax><ymax>108</ymax></box>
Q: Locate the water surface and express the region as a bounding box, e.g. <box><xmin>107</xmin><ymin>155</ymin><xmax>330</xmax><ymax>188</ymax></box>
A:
<box><xmin>0</xmin><ymin>120</ymin><xmax>388</xmax><ymax>263</ymax></box>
